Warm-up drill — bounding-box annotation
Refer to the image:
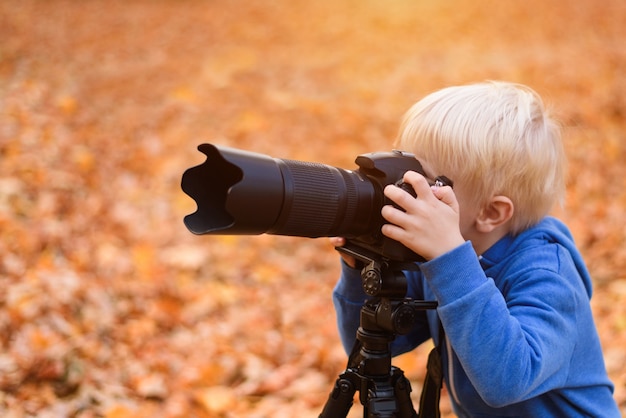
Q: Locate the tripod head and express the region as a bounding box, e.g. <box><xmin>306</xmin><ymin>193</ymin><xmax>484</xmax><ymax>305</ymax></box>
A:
<box><xmin>337</xmin><ymin>242</ymin><xmax>437</xmax><ymax>335</ymax></box>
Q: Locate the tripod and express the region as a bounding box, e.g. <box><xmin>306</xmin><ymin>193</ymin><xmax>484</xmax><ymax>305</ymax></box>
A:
<box><xmin>320</xmin><ymin>246</ymin><xmax>438</xmax><ymax>418</ymax></box>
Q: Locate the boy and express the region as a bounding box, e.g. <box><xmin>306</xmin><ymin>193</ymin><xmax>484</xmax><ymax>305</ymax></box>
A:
<box><xmin>332</xmin><ymin>81</ymin><xmax>619</xmax><ymax>416</ymax></box>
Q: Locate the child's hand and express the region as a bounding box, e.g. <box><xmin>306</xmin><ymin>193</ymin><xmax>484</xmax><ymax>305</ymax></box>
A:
<box><xmin>381</xmin><ymin>170</ymin><xmax>465</xmax><ymax>260</ymax></box>
<box><xmin>329</xmin><ymin>237</ymin><xmax>358</xmax><ymax>268</ymax></box>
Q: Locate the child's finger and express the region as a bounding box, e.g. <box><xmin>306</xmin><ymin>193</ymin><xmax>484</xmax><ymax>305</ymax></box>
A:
<box><xmin>329</xmin><ymin>237</ymin><xmax>346</xmax><ymax>247</ymax></box>
<box><xmin>432</xmin><ymin>185</ymin><xmax>459</xmax><ymax>211</ymax></box>
<box><xmin>403</xmin><ymin>171</ymin><xmax>435</xmax><ymax>202</ymax></box>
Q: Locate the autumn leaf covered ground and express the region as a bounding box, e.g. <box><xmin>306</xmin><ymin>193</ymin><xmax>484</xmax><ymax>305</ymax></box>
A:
<box><xmin>1</xmin><ymin>0</ymin><xmax>626</xmax><ymax>417</ymax></box>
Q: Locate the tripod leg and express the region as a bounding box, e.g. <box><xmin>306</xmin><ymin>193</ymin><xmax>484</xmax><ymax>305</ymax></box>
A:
<box><xmin>319</xmin><ymin>372</ymin><xmax>357</xmax><ymax>418</ymax></box>
<box><xmin>362</xmin><ymin>370</ymin><xmax>417</xmax><ymax>418</ymax></box>
<box><xmin>392</xmin><ymin>368</ymin><xmax>418</xmax><ymax>418</ymax></box>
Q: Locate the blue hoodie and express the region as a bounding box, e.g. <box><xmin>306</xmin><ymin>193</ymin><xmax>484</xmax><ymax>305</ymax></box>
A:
<box><xmin>333</xmin><ymin>217</ymin><xmax>619</xmax><ymax>417</ymax></box>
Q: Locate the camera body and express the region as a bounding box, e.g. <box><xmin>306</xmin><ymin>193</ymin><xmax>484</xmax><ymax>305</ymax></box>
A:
<box><xmin>182</xmin><ymin>143</ymin><xmax>428</xmax><ymax>262</ymax></box>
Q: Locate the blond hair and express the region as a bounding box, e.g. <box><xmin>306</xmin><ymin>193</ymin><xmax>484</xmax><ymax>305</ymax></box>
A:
<box><xmin>395</xmin><ymin>81</ymin><xmax>566</xmax><ymax>234</ymax></box>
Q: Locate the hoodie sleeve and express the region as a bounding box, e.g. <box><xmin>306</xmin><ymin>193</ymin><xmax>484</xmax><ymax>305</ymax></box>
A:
<box><xmin>332</xmin><ymin>259</ymin><xmax>368</xmax><ymax>354</ymax></box>
<box><xmin>420</xmin><ymin>240</ymin><xmax>583</xmax><ymax>407</ymax></box>
<box><xmin>333</xmin><ymin>260</ymin><xmax>432</xmax><ymax>356</ymax></box>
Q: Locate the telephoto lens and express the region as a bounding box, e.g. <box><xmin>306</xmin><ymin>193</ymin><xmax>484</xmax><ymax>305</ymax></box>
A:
<box><xmin>181</xmin><ymin>143</ymin><xmax>429</xmax><ymax>261</ymax></box>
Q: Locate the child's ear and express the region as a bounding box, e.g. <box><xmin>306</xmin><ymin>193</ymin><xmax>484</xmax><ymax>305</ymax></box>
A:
<box><xmin>476</xmin><ymin>196</ymin><xmax>514</xmax><ymax>233</ymax></box>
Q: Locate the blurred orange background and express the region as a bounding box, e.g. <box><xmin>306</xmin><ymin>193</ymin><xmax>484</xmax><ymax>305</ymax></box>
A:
<box><xmin>1</xmin><ymin>1</ymin><xmax>625</xmax><ymax>416</ymax></box>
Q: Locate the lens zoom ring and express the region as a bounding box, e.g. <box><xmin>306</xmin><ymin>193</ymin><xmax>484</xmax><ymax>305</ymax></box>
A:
<box><xmin>276</xmin><ymin>160</ymin><xmax>356</xmax><ymax>237</ymax></box>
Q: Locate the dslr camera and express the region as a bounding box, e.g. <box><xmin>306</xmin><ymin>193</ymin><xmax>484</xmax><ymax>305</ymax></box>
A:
<box><xmin>181</xmin><ymin>143</ymin><xmax>450</xmax><ymax>262</ymax></box>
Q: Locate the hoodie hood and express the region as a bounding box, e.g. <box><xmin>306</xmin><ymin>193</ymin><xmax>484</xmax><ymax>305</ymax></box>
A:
<box><xmin>479</xmin><ymin>217</ymin><xmax>593</xmax><ymax>297</ymax></box>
